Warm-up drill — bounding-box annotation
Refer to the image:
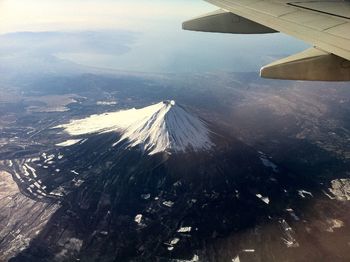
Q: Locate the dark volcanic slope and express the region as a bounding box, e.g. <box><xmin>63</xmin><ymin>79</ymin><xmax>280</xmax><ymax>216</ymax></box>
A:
<box><xmin>5</xmin><ymin>129</ymin><xmax>289</xmax><ymax>262</ymax></box>
<box><xmin>4</xmin><ymin>125</ymin><xmax>350</xmax><ymax>262</ymax></box>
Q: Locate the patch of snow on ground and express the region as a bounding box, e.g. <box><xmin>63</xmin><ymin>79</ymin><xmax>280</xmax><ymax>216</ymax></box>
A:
<box><xmin>24</xmin><ymin>164</ymin><xmax>37</xmax><ymax>178</ymax></box>
<box><xmin>134</xmin><ymin>214</ymin><xmax>142</xmax><ymax>224</ymax></box>
<box><xmin>256</xmin><ymin>193</ymin><xmax>270</xmax><ymax>204</ymax></box>
<box><xmin>141</xmin><ymin>193</ymin><xmax>151</xmax><ymax>200</ymax></box>
<box><xmin>329</xmin><ymin>179</ymin><xmax>350</xmax><ymax>201</ymax></box>
<box><xmin>73</xmin><ymin>179</ymin><xmax>84</xmax><ymax>187</ymax></box>
<box><xmin>279</xmin><ymin>219</ymin><xmax>299</xmax><ymax>248</ymax></box>
<box><xmin>323</xmin><ymin>190</ymin><xmax>336</xmax><ymax>200</ymax></box>
<box><xmin>56</xmin><ymin>139</ymin><xmax>82</xmax><ymax>147</ymax></box>
<box><xmin>96</xmin><ymin>101</ymin><xmax>117</xmax><ymax>106</ymax></box>
<box><xmin>170</xmin><ymin>238</ymin><xmax>179</xmax><ymax>245</ymax></box>
<box><xmin>298</xmin><ymin>190</ymin><xmax>313</xmax><ymax>198</ymax></box>
<box><xmin>242</xmin><ymin>249</ymin><xmax>255</xmax><ymax>253</ymax></box>
<box><xmin>177</xmin><ymin>227</ymin><xmax>191</xmax><ymax>233</ymax></box>
<box><xmin>326</xmin><ymin>219</ymin><xmax>344</xmax><ymax>232</ymax></box>
<box><xmin>232</xmin><ymin>255</ymin><xmax>241</xmax><ymax>262</ymax></box>
<box><xmin>50</xmin><ymin>186</ymin><xmax>66</xmax><ymax>197</ymax></box>
<box><xmin>163</xmin><ymin>201</ymin><xmax>174</xmax><ymax>207</ymax></box>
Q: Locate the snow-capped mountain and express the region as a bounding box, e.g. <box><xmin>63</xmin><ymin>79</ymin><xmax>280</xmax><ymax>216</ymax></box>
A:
<box><xmin>5</xmin><ymin>100</ymin><xmax>296</xmax><ymax>262</ymax></box>
<box><xmin>55</xmin><ymin>100</ymin><xmax>214</xmax><ymax>155</ymax></box>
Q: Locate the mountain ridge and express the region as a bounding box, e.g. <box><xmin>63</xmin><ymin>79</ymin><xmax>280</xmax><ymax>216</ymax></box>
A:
<box><xmin>56</xmin><ymin>100</ymin><xmax>214</xmax><ymax>155</ymax></box>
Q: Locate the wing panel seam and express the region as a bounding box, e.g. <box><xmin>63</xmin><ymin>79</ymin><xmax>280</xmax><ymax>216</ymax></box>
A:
<box><xmin>288</xmin><ymin>2</ymin><xmax>350</xmax><ymax>20</ymax></box>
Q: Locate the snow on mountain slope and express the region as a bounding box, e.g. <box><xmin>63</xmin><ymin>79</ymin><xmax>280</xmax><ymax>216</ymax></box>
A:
<box><xmin>55</xmin><ymin>100</ymin><xmax>214</xmax><ymax>155</ymax></box>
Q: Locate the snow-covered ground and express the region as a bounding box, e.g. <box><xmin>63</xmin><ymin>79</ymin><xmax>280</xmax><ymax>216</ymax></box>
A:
<box><xmin>56</xmin><ymin>139</ymin><xmax>82</xmax><ymax>147</ymax></box>
<box><xmin>0</xmin><ymin>171</ymin><xmax>60</xmax><ymax>261</ymax></box>
<box><xmin>55</xmin><ymin>100</ymin><xmax>214</xmax><ymax>155</ymax></box>
<box><xmin>328</xmin><ymin>179</ymin><xmax>350</xmax><ymax>201</ymax></box>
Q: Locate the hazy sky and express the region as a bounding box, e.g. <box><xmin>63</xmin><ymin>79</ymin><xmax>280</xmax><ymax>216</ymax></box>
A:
<box><xmin>0</xmin><ymin>0</ymin><xmax>210</xmax><ymax>33</ymax></box>
<box><xmin>0</xmin><ymin>0</ymin><xmax>308</xmax><ymax>74</ymax></box>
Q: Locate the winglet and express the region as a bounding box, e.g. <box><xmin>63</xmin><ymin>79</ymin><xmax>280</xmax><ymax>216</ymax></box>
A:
<box><xmin>260</xmin><ymin>48</ymin><xmax>350</xmax><ymax>81</ymax></box>
<box><xmin>183</xmin><ymin>9</ymin><xmax>276</xmax><ymax>34</ymax></box>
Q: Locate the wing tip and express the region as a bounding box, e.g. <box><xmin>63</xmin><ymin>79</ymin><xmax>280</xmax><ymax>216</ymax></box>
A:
<box><xmin>260</xmin><ymin>48</ymin><xmax>350</xmax><ymax>81</ymax></box>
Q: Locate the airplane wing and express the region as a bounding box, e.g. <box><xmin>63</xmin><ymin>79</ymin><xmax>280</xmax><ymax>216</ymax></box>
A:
<box><xmin>183</xmin><ymin>0</ymin><xmax>350</xmax><ymax>81</ymax></box>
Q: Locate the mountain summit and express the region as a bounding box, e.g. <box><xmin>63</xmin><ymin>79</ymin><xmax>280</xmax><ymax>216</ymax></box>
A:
<box><xmin>56</xmin><ymin>100</ymin><xmax>214</xmax><ymax>155</ymax></box>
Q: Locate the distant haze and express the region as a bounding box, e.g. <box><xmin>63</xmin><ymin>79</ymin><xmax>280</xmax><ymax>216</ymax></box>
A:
<box><xmin>0</xmin><ymin>0</ymin><xmax>308</xmax><ymax>74</ymax></box>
